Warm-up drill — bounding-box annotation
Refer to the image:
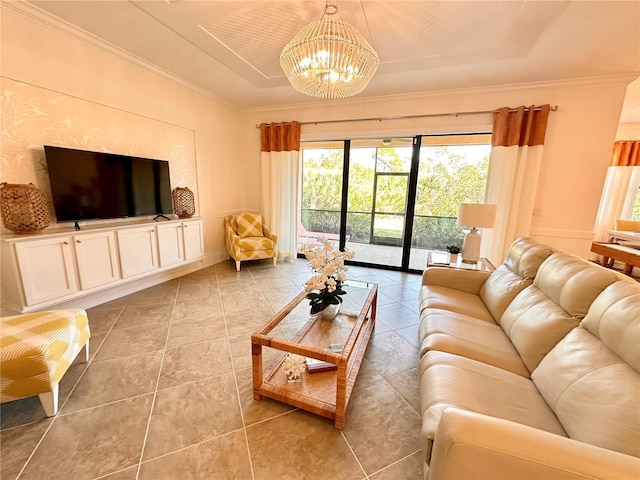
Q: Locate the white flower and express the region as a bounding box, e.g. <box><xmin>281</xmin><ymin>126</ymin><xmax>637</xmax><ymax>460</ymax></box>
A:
<box><xmin>301</xmin><ymin>235</ymin><xmax>355</xmax><ymax>296</ymax></box>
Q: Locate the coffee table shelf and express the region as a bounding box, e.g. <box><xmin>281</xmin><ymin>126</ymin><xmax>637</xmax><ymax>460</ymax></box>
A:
<box><xmin>251</xmin><ymin>280</ymin><xmax>377</xmax><ymax>429</ymax></box>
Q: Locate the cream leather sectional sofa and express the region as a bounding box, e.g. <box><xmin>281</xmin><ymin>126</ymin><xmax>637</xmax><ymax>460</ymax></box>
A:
<box><xmin>418</xmin><ymin>237</ymin><xmax>640</xmax><ymax>479</ymax></box>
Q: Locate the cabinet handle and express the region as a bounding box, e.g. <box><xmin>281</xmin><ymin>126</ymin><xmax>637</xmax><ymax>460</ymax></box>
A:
<box><xmin>76</xmin><ymin>240</ymin><xmax>82</xmax><ymax>243</ymax></box>
<box><xmin>184</xmin><ymin>225</ymin><xmax>188</xmax><ymax>228</ymax></box>
<box><xmin>63</xmin><ymin>241</ymin><xmax>69</xmax><ymax>245</ymax></box>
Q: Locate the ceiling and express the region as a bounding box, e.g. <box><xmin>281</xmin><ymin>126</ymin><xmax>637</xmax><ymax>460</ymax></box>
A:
<box><xmin>25</xmin><ymin>0</ymin><xmax>640</xmax><ymax>118</ymax></box>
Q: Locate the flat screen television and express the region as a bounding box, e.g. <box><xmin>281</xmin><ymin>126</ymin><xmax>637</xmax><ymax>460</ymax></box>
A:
<box><xmin>44</xmin><ymin>145</ymin><xmax>173</xmax><ymax>224</ymax></box>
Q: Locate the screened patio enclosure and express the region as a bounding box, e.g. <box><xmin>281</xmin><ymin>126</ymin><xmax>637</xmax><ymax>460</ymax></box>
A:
<box><xmin>299</xmin><ymin>135</ymin><xmax>491</xmax><ymax>272</ymax></box>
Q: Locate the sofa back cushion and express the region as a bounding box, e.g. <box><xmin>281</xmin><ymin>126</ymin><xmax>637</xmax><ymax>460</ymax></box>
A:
<box><xmin>500</xmin><ymin>253</ymin><xmax>622</xmax><ymax>373</ymax></box>
<box><xmin>480</xmin><ymin>237</ymin><xmax>553</xmax><ymax>323</ymax></box>
<box><xmin>531</xmin><ymin>281</ymin><xmax>640</xmax><ymax>457</ymax></box>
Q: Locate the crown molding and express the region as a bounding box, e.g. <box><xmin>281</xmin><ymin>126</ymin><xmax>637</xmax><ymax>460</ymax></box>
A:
<box><xmin>3</xmin><ymin>1</ymin><xmax>240</xmax><ymax>112</ymax></box>
<box><xmin>244</xmin><ymin>73</ymin><xmax>640</xmax><ymax>115</ymax></box>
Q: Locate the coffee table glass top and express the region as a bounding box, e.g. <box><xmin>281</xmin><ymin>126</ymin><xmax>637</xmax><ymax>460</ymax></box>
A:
<box><xmin>256</xmin><ymin>279</ymin><xmax>376</xmax><ymax>351</ymax></box>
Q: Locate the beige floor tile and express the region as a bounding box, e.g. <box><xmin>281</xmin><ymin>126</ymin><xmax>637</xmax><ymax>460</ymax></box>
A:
<box><xmin>377</xmin><ymin>303</ymin><xmax>420</xmax><ymax>331</ymax></box>
<box><xmin>176</xmin><ymin>283</ymin><xmax>220</xmax><ymax>302</ymax></box>
<box><xmin>166</xmin><ymin>316</ymin><xmax>227</xmax><ymax>347</ymax></box>
<box><xmin>139</xmin><ymin>430</ymin><xmax>252</xmax><ymax>480</ymax></box>
<box><xmin>99</xmin><ymin>466</ymin><xmax>139</xmax><ymax>479</ymax></box>
<box><xmin>370</xmin><ymin>451</ymin><xmax>423</xmax><ymax>480</ymax></box>
<box><xmin>235</xmin><ymin>367</ymin><xmax>295</xmax><ymax>426</ymax></box>
<box><xmin>143</xmin><ymin>374</ymin><xmax>243</xmax><ymax>461</ymax></box>
<box><xmin>224</xmin><ymin>307</ymin><xmax>274</xmax><ymax>337</ymax></box>
<box><xmin>172</xmin><ymin>297</ymin><xmax>222</xmax><ymax>324</ymax></box>
<box><xmin>246</xmin><ymin>410</ymin><xmax>364</xmax><ymax>480</ymax></box>
<box><xmin>395</xmin><ymin>323</ymin><xmax>420</xmax><ymax>349</ymax></box>
<box><xmin>113</xmin><ymin>303</ymin><xmax>173</xmax><ymax>330</ymax></box>
<box><xmin>385</xmin><ymin>367</ymin><xmax>421</xmax><ymax>415</ymax></box>
<box><xmin>353</xmin><ymin>358</ymin><xmax>385</xmax><ymax>391</ymax></box>
<box><xmin>62</xmin><ymin>351</ymin><xmax>163</xmax><ymax>413</ymax></box>
<box><xmin>2</xmin><ymin>260</ymin><xmax>425</xmax><ymax>479</ymax></box>
<box><xmin>343</xmin><ymin>380</ymin><xmax>422</xmax><ymax>475</ymax></box>
<box><xmin>86</xmin><ymin>306</ymin><xmax>123</xmax><ymax>334</ymax></box>
<box><xmin>94</xmin><ymin>325</ymin><xmax>169</xmax><ymax>361</ymax></box>
<box><xmin>0</xmin><ymin>420</ymin><xmax>51</xmax><ymax>480</ymax></box>
<box><xmin>19</xmin><ymin>395</ymin><xmax>153</xmax><ymax>480</ymax></box>
<box><xmin>158</xmin><ymin>337</ymin><xmax>233</xmax><ymax>390</ymax></box>
<box><xmin>365</xmin><ymin>331</ymin><xmax>419</xmax><ymax>378</ymax></box>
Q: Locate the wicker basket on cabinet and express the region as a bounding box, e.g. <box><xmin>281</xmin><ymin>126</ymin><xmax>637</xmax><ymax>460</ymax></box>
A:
<box><xmin>0</xmin><ymin>183</ymin><xmax>50</xmax><ymax>234</ymax></box>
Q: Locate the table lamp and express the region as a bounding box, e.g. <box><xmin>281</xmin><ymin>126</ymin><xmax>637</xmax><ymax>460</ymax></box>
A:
<box><xmin>457</xmin><ymin>203</ymin><xmax>497</xmax><ymax>263</ymax></box>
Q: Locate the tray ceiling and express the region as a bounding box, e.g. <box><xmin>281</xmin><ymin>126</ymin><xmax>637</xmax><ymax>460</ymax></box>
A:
<box><xmin>21</xmin><ymin>1</ymin><xmax>640</xmax><ymax>112</ymax></box>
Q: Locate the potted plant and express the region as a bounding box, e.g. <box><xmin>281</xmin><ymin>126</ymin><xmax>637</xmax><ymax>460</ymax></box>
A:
<box><xmin>300</xmin><ymin>236</ymin><xmax>355</xmax><ymax>319</ymax></box>
<box><xmin>446</xmin><ymin>245</ymin><xmax>461</xmax><ymax>263</ymax></box>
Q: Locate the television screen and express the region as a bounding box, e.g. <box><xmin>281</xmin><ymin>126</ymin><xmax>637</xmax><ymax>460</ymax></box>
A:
<box><xmin>44</xmin><ymin>146</ymin><xmax>173</xmax><ymax>222</ymax></box>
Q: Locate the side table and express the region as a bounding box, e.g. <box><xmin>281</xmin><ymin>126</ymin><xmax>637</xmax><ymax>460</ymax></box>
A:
<box><xmin>426</xmin><ymin>251</ymin><xmax>495</xmax><ymax>272</ymax></box>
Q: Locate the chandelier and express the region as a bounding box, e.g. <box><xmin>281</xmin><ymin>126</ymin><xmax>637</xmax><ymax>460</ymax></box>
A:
<box><xmin>280</xmin><ymin>2</ymin><xmax>379</xmax><ymax>99</ymax></box>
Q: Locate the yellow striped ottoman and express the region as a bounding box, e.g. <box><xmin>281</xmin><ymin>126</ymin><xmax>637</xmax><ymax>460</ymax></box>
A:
<box><xmin>1</xmin><ymin>309</ymin><xmax>90</xmax><ymax>416</ymax></box>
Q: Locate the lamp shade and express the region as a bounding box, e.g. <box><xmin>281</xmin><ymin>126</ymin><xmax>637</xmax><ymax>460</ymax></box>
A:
<box><xmin>457</xmin><ymin>203</ymin><xmax>497</xmax><ymax>229</ymax></box>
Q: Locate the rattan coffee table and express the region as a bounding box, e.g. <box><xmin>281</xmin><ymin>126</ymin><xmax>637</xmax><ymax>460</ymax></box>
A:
<box><xmin>251</xmin><ymin>280</ymin><xmax>378</xmax><ymax>429</ymax></box>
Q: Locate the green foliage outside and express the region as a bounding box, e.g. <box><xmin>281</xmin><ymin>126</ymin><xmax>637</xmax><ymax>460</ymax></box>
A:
<box><xmin>301</xmin><ymin>144</ymin><xmax>489</xmax><ymax>251</ymax></box>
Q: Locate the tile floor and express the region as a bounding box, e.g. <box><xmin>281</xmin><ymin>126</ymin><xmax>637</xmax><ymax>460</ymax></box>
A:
<box><xmin>0</xmin><ymin>259</ymin><xmax>424</xmax><ymax>480</ymax></box>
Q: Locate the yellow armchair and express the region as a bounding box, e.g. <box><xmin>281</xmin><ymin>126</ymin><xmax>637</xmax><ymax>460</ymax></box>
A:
<box><xmin>224</xmin><ymin>213</ymin><xmax>278</xmax><ymax>271</ymax></box>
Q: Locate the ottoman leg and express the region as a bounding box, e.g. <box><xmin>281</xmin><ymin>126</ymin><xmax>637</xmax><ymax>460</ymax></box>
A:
<box><xmin>83</xmin><ymin>339</ymin><xmax>90</xmax><ymax>363</ymax></box>
<box><xmin>38</xmin><ymin>384</ymin><xmax>59</xmax><ymax>417</ymax></box>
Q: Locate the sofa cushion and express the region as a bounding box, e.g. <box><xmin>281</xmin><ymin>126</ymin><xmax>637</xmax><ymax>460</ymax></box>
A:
<box><xmin>500</xmin><ymin>253</ymin><xmax>623</xmax><ymax>373</ymax></box>
<box><xmin>420</xmin><ymin>351</ymin><xmax>566</xmax><ymax>463</ymax></box>
<box><xmin>419</xmin><ymin>286</ymin><xmax>495</xmax><ymax>323</ymax></box>
<box><xmin>479</xmin><ymin>237</ymin><xmax>553</xmax><ymax>323</ymax></box>
<box><xmin>419</xmin><ymin>309</ymin><xmax>530</xmax><ymax>377</ymax></box>
<box><xmin>532</xmin><ymin>281</ymin><xmax>640</xmax><ymax>458</ymax></box>
<box><xmin>236</xmin><ymin>213</ymin><xmax>264</xmax><ymax>237</ymax></box>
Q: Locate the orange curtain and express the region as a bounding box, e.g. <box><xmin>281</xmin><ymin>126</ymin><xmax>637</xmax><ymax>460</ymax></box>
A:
<box><xmin>610</xmin><ymin>140</ymin><xmax>640</xmax><ymax>167</ymax></box>
<box><xmin>260</xmin><ymin>122</ymin><xmax>301</xmax><ymax>153</ymax></box>
<box><xmin>491</xmin><ymin>105</ymin><xmax>551</xmax><ymax>147</ymax></box>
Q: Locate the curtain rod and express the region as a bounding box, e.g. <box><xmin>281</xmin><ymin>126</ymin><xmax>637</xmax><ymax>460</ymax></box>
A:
<box><xmin>255</xmin><ymin>105</ymin><xmax>558</xmax><ymax>128</ymax></box>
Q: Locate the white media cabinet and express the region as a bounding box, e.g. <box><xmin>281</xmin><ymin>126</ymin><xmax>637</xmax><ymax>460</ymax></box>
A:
<box><xmin>1</xmin><ymin>218</ymin><xmax>204</xmax><ymax>313</ymax></box>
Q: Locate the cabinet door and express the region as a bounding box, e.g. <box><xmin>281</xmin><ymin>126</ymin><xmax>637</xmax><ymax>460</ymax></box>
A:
<box><xmin>74</xmin><ymin>231</ymin><xmax>120</xmax><ymax>290</ymax></box>
<box><xmin>157</xmin><ymin>223</ymin><xmax>184</xmax><ymax>268</ymax></box>
<box><xmin>183</xmin><ymin>219</ymin><xmax>204</xmax><ymax>261</ymax></box>
<box><xmin>14</xmin><ymin>236</ymin><xmax>79</xmax><ymax>305</ymax></box>
<box><xmin>117</xmin><ymin>227</ymin><xmax>159</xmax><ymax>278</ymax></box>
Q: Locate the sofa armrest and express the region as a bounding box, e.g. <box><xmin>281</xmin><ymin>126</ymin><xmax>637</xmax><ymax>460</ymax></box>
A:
<box><xmin>429</xmin><ymin>407</ymin><xmax>640</xmax><ymax>480</ymax></box>
<box><xmin>421</xmin><ymin>267</ymin><xmax>491</xmax><ymax>295</ymax></box>
<box><xmin>224</xmin><ymin>223</ymin><xmax>241</xmax><ymax>256</ymax></box>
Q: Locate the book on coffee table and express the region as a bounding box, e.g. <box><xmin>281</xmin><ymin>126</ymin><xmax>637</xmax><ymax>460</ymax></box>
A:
<box><xmin>306</xmin><ymin>357</ymin><xmax>337</xmax><ymax>373</ymax></box>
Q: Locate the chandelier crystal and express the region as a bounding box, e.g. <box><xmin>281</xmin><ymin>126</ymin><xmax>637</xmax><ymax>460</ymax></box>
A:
<box><xmin>280</xmin><ymin>3</ymin><xmax>379</xmax><ymax>99</ymax></box>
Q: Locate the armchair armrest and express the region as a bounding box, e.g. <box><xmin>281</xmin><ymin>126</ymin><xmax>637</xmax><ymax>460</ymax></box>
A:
<box><xmin>224</xmin><ymin>221</ymin><xmax>241</xmax><ymax>256</ymax></box>
<box><xmin>262</xmin><ymin>224</ymin><xmax>278</xmax><ymax>244</ymax></box>
<box><xmin>421</xmin><ymin>267</ymin><xmax>490</xmax><ymax>295</ymax></box>
<box><xmin>429</xmin><ymin>407</ymin><xmax>640</xmax><ymax>480</ymax></box>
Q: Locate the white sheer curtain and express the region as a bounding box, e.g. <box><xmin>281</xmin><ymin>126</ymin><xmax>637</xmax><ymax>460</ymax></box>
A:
<box><xmin>482</xmin><ymin>105</ymin><xmax>551</xmax><ymax>264</ymax></box>
<box><xmin>260</xmin><ymin>122</ymin><xmax>301</xmax><ymax>260</ymax></box>
<box><xmin>594</xmin><ymin>140</ymin><xmax>640</xmax><ymax>241</ymax></box>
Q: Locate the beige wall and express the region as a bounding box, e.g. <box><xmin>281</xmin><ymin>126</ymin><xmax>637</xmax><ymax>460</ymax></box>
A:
<box><xmin>1</xmin><ymin>5</ymin><xmax>245</xmax><ymax>265</ymax></box>
<box><xmin>242</xmin><ymin>77</ymin><xmax>633</xmax><ymax>258</ymax></box>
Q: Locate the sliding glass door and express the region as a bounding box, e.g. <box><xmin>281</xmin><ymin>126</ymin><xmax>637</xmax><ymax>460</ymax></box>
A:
<box><xmin>299</xmin><ymin>135</ymin><xmax>491</xmax><ymax>272</ymax></box>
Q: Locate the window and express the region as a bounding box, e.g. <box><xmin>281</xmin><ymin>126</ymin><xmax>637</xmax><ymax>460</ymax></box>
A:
<box><xmin>299</xmin><ymin>134</ymin><xmax>491</xmax><ymax>271</ymax></box>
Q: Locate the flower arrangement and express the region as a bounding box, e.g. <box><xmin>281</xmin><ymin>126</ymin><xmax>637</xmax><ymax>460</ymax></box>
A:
<box><xmin>300</xmin><ymin>236</ymin><xmax>355</xmax><ymax>314</ymax></box>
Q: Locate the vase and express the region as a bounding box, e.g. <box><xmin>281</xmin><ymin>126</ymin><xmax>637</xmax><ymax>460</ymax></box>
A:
<box><xmin>311</xmin><ymin>302</ymin><xmax>341</xmax><ymax>320</ymax></box>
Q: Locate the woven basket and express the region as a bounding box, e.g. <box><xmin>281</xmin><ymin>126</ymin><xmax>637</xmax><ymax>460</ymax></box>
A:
<box><xmin>172</xmin><ymin>186</ymin><xmax>195</xmax><ymax>219</ymax></box>
<box><xmin>0</xmin><ymin>183</ymin><xmax>50</xmax><ymax>234</ymax></box>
